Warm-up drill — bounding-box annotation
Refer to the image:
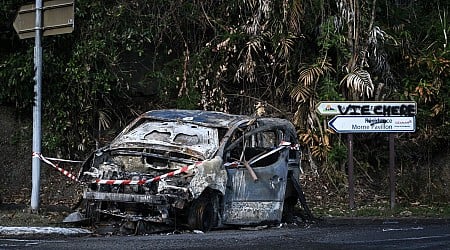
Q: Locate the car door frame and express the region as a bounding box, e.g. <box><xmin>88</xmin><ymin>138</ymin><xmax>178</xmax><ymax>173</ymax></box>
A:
<box><xmin>219</xmin><ymin>119</ymin><xmax>294</xmax><ymax>225</ymax></box>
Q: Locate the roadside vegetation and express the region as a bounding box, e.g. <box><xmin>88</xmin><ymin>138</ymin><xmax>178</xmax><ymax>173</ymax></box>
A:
<box><xmin>312</xmin><ymin>202</ymin><xmax>450</xmax><ymax>218</ymax></box>
<box><xmin>0</xmin><ymin>0</ymin><xmax>449</xmax><ymax>222</ymax></box>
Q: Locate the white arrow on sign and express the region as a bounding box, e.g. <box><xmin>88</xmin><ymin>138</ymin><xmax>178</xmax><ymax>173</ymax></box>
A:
<box><xmin>328</xmin><ymin>115</ymin><xmax>416</xmax><ymax>133</ymax></box>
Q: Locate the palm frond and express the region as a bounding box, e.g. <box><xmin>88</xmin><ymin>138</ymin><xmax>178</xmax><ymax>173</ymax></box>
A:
<box><xmin>291</xmin><ymin>58</ymin><xmax>334</xmax><ymax>102</ymax></box>
<box><xmin>246</xmin><ymin>37</ymin><xmax>263</xmax><ymax>55</ymax></box>
<box><xmin>340</xmin><ymin>68</ymin><xmax>374</xmax><ymax>97</ymax></box>
<box><xmin>298</xmin><ymin>59</ymin><xmax>334</xmax><ymax>86</ymax></box>
<box><xmin>98</xmin><ymin>109</ymin><xmax>111</xmax><ymax>131</ymax></box>
<box><xmin>275</xmin><ymin>34</ymin><xmax>295</xmax><ymax>59</ymax></box>
<box><xmin>235</xmin><ymin>36</ymin><xmax>263</xmax><ymax>82</ymax></box>
<box><xmin>288</xmin><ymin>0</ymin><xmax>303</xmax><ymax>33</ymax></box>
<box><xmin>290</xmin><ymin>85</ymin><xmax>314</xmax><ymax>103</ymax></box>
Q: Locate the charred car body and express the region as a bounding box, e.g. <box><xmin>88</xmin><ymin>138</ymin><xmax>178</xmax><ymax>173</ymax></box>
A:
<box><xmin>70</xmin><ymin>110</ymin><xmax>311</xmax><ymax>233</ymax></box>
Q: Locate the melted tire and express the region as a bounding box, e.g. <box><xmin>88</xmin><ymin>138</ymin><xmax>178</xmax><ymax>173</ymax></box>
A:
<box><xmin>188</xmin><ymin>190</ymin><xmax>219</xmax><ymax>231</ymax></box>
<box><xmin>85</xmin><ymin>200</ymin><xmax>101</xmax><ymax>224</ymax></box>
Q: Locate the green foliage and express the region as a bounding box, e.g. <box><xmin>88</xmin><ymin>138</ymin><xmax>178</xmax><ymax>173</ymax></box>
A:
<box><xmin>327</xmin><ymin>139</ymin><xmax>347</xmax><ymax>165</ymax></box>
<box><xmin>318</xmin><ymin>76</ymin><xmax>342</xmax><ymax>101</ymax></box>
<box><xmin>0</xmin><ymin>0</ymin><xmax>449</xmax><ymax>204</ymax></box>
<box><xmin>0</xmin><ymin>51</ymin><xmax>34</xmax><ymax>108</ymax></box>
<box><xmin>317</xmin><ymin>16</ymin><xmax>350</xmax><ymax>59</ymax></box>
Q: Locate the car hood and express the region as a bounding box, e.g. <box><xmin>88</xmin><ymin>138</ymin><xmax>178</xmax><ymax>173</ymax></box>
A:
<box><xmin>108</xmin><ymin>120</ymin><xmax>219</xmax><ymax>159</ymax></box>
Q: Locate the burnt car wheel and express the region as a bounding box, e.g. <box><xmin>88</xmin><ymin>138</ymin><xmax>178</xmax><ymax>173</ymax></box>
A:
<box><xmin>188</xmin><ymin>190</ymin><xmax>220</xmax><ymax>231</ymax></box>
<box><xmin>85</xmin><ymin>200</ymin><xmax>102</xmax><ymax>224</ymax></box>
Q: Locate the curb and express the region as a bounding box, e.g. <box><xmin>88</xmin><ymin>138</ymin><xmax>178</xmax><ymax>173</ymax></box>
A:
<box><xmin>0</xmin><ymin>226</ymin><xmax>92</xmax><ymax>236</ymax></box>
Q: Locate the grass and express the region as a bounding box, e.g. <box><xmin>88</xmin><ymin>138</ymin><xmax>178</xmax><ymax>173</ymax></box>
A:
<box><xmin>311</xmin><ymin>202</ymin><xmax>450</xmax><ymax>218</ymax></box>
<box><xmin>0</xmin><ymin>204</ymin><xmax>70</xmax><ymax>227</ymax></box>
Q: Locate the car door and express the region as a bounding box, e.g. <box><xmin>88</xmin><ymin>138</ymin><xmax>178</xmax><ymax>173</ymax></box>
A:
<box><xmin>221</xmin><ymin>121</ymin><xmax>292</xmax><ymax>225</ymax></box>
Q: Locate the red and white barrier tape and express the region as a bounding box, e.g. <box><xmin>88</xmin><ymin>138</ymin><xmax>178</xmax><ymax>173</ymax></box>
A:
<box><xmin>280</xmin><ymin>141</ymin><xmax>301</xmax><ymax>151</ymax></box>
<box><xmin>32</xmin><ymin>141</ymin><xmax>300</xmax><ymax>186</ymax></box>
<box><xmin>223</xmin><ymin>141</ymin><xmax>299</xmax><ymax>167</ymax></box>
<box><xmin>95</xmin><ymin>161</ymin><xmax>203</xmax><ymax>185</ymax></box>
<box><xmin>43</xmin><ymin>157</ymin><xmax>83</xmax><ymax>164</ymax></box>
<box><xmin>32</xmin><ymin>152</ymin><xmax>81</xmax><ymax>183</ymax></box>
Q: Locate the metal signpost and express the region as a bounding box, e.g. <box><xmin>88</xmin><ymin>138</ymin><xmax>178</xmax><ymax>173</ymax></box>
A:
<box><xmin>13</xmin><ymin>0</ymin><xmax>74</xmax><ymax>212</ymax></box>
<box><xmin>317</xmin><ymin>101</ymin><xmax>416</xmax><ymax>210</ymax></box>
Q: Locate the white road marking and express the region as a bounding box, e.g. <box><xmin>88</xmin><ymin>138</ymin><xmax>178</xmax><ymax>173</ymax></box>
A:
<box><xmin>351</xmin><ymin>234</ymin><xmax>450</xmax><ymax>244</ymax></box>
<box><xmin>382</xmin><ymin>226</ymin><xmax>424</xmax><ymax>232</ymax></box>
<box><xmin>0</xmin><ymin>238</ymin><xmax>67</xmax><ymax>247</ymax></box>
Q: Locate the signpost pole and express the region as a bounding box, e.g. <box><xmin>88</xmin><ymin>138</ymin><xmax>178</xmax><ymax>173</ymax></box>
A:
<box><xmin>348</xmin><ymin>134</ymin><xmax>355</xmax><ymax>209</ymax></box>
<box><xmin>31</xmin><ymin>0</ymin><xmax>43</xmax><ymax>213</ymax></box>
<box><xmin>13</xmin><ymin>0</ymin><xmax>75</xmax><ymax>213</ymax></box>
<box><xmin>389</xmin><ymin>133</ymin><xmax>396</xmax><ymax>209</ymax></box>
<box><xmin>319</xmin><ymin>101</ymin><xmax>416</xmax><ymax>211</ymax></box>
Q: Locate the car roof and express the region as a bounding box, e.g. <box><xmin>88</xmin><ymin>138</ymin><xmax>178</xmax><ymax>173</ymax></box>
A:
<box><xmin>143</xmin><ymin>109</ymin><xmax>252</xmax><ymax>128</ymax></box>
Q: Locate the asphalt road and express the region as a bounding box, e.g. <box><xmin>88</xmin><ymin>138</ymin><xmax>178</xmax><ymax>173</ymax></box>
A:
<box><xmin>1</xmin><ymin>219</ymin><xmax>449</xmax><ymax>249</ymax></box>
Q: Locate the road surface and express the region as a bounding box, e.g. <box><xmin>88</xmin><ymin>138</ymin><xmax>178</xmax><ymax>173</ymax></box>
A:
<box><xmin>1</xmin><ymin>219</ymin><xmax>449</xmax><ymax>249</ymax></box>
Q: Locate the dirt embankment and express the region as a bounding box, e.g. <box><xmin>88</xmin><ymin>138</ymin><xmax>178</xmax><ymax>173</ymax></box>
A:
<box><xmin>0</xmin><ymin>106</ymin><xmax>82</xmax><ymax>209</ymax></box>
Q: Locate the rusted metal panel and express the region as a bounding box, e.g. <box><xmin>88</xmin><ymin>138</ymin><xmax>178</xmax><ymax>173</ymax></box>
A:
<box><xmin>83</xmin><ymin>192</ymin><xmax>165</xmax><ymax>204</ymax></box>
<box><xmin>110</xmin><ymin>121</ymin><xmax>219</xmax><ymax>159</ymax></box>
<box><xmin>189</xmin><ymin>156</ymin><xmax>227</xmax><ymax>199</ymax></box>
<box><xmin>223</xmin><ymin>201</ymin><xmax>284</xmax><ymax>224</ymax></box>
<box><xmin>222</xmin><ymin>152</ymin><xmax>289</xmax><ymax>224</ymax></box>
<box><xmin>143</xmin><ymin>109</ymin><xmax>247</xmax><ymax>128</ymax></box>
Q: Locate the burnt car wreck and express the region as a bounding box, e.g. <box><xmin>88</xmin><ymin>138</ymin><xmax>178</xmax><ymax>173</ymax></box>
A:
<box><xmin>67</xmin><ymin>110</ymin><xmax>313</xmax><ymax>233</ymax></box>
